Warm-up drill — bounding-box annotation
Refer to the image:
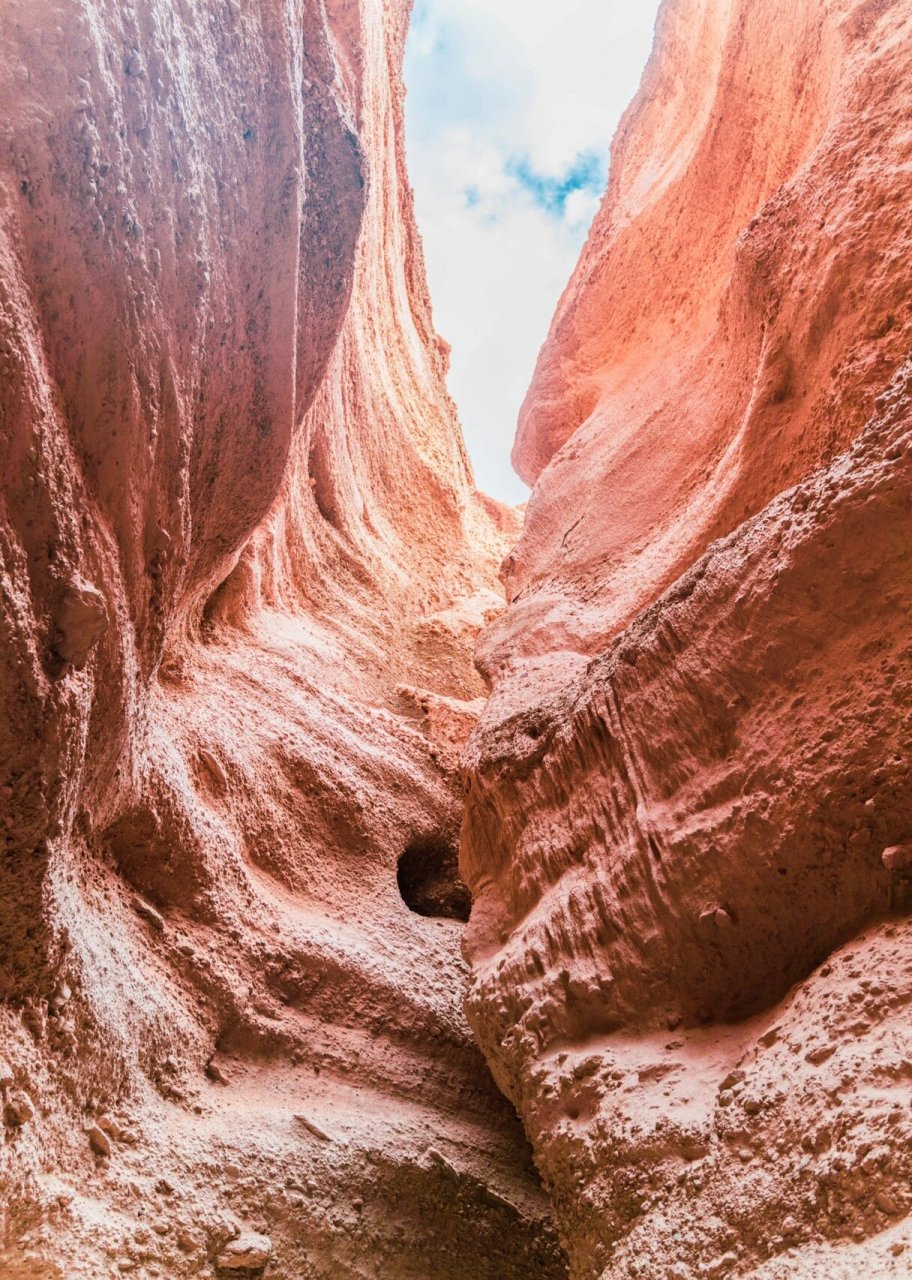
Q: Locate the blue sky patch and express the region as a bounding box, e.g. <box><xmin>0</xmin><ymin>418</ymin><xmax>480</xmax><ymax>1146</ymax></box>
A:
<box><xmin>506</xmin><ymin>151</ymin><xmax>607</xmax><ymax>219</ymax></box>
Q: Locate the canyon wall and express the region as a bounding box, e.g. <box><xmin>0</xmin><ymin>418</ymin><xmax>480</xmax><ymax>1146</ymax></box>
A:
<box><xmin>3</xmin><ymin>0</ymin><xmax>911</xmax><ymax>1276</ymax></box>
<box><xmin>463</xmin><ymin>0</ymin><xmax>912</xmax><ymax>1276</ymax></box>
<box><xmin>0</xmin><ymin>1</ymin><xmax>564</xmax><ymax>1277</ymax></box>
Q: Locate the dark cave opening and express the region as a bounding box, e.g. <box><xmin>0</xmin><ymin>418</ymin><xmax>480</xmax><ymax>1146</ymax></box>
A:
<box><xmin>397</xmin><ymin>835</ymin><xmax>472</xmax><ymax>923</ymax></box>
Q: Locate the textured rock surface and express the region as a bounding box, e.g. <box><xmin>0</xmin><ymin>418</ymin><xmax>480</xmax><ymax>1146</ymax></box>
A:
<box><xmin>481</xmin><ymin>0</ymin><xmax>912</xmax><ymax>694</ymax></box>
<box><xmin>0</xmin><ymin>1</ymin><xmax>562</xmax><ymax>1277</ymax></box>
<box><xmin>463</xmin><ymin>0</ymin><xmax>912</xmax><ymax>1277</ymax></box>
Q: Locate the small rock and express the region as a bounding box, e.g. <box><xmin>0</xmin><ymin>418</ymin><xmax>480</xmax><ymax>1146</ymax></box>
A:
<box><xmin>720</xmin><ymin>1070</ymin><xmax>746</xmax><ymax>1091</ymax></box>
<box><xmin>425</xmin><ymin>1146</ymin><xmax>459</xmax><ymax>1177</ymax></box>
<box><xmin>216</xmin><ymin>1232</ymin><xmax>272</xmax><ymax>1272</ymax></box>
<box><xmin>206</xmin><ymin>1060</ymin><xmax>230</xmax><ymax>1086</ymax></box>
<box><xmin>705</xmin><ymin>1253</ymin><xmax>739</xmax><ymax>1277</ymax></box>
<box><xmin>97</xmin><ymin>1114</ymin><xmax>122</xmax><ymax>1139</ymax></box>
<box><xmin>133</xmin><ymin>897</ymin><xmax>164</xmax><ymax>931</ymax></box>
<box><xmin>49</xmin><ymin>980</ymin><xmax>72</xmax><ymax>1013</ymax></box>
<box><xmin>88</xmin><ymin>1125</ymin><xmax>111</xmax><ymax>1156</ymax></box>
<box><xmin>0</xmin><ymin>1059</ymin><xmax>14</xmax><ymax>1089</ymax></box>
<box><xmin>293</xmin><ymin>1113</ymin><xmax>330</xmax><ymax>1142</ymax></box>
<box><xmin>882</xmin><ymin>844</ymin><xmax>912</xmax><ymax>872</ymax></box>
<box><xmin>23</xmin><ymin>1005</ymin><xmax>47</xmax><ymax>1039</ymax></box>
<box><xmin>700</xmin><ymin>906</ymin><xmax>734</xmax><ymax>930</ymax></box>
<box><xmin>4</xmin><ymin>1091</ymin><xmax>34</xmax><ymax>1127</ymax></box>
<box><xmin>197</xmin><ymin>748</ymin><xmax>228</xmax><ymax>792</ymax></box>
<box><xmin>54</xmin><ymin>579</ymin><xmax>108</xmax><ymax>667</ymax></box>
<box><xmin>805</xmin><ymin>1044</ymin><xmax>836</xmax><ymax>1066</ymax></box>
<box><xmin>875</xmin><ymin>1191</ymin><xmax>901</xmax><ymax>1215</ymax></box>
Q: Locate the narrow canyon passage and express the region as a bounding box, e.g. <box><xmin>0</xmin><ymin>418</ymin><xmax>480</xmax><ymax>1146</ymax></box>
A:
<box><xmin>0</xmin><ymin>1</ymin><xmax>911</xmax><ymax>1280</ymax></box>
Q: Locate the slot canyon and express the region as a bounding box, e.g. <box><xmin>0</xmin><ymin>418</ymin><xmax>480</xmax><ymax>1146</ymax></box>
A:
<box><xmin>0</xmin><ymin>0</ymin><xmax>910</xmax><ymax>1277</ymax></box>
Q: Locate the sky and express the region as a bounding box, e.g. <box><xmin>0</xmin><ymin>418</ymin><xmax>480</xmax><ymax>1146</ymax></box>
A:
<box><xmin>404</xmin><ymin>0</ymin><xmax>663</xmax><ymax>503</ymax></box>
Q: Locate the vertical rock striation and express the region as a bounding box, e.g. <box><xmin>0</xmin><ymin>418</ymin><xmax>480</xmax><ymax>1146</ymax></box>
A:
<box><xmin>0</xmin><ymin>1</ymin><xmax>563</xmax><ymax>1277</ymax></box>
<box><xmin>463</xmin><ymin>0</ymin><xmax>912</xmax><ymax>1276</ymax></box>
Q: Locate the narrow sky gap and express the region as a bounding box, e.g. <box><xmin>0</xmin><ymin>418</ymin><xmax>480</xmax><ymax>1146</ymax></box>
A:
<box><xmin>404</xmin><ymin>0</ymin><xmax>663</xmax><ymax>504</ymax></box>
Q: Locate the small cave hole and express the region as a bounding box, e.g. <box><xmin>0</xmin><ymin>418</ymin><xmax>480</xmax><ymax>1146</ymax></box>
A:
<box><xmin>397</xmin><ymin>835</ymin><xmax>472</xmax><ymax>923</ymax></box>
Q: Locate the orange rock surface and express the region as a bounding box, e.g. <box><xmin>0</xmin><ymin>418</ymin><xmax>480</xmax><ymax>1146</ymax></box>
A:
<box><xmin>0</xmin><ymin>1</ymin><xmax>562</xmax><ymax>1276</ymax></box>
<box><xmin>463</xmin><ymin>0</ymin><xmax>912</xmax><ymax>1276</ymax></box>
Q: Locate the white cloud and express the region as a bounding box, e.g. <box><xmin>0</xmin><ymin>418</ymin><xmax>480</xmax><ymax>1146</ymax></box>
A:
<box><xmin>563</xmin><ymin>188</ymin><xmax>601</xmax><ymax>230</ymax></box>
<box><xmin>405</xmin><ymin>0</ymin><xmax>661</xmax><ymax>503</ymax></box>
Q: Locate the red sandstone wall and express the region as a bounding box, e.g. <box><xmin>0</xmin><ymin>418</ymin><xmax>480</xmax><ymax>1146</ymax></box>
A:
<box><xmin>4</xmin><ymin>0</ymin><xmax>911</xmax><ymax>1275</ymax></box>
<box><xmin>0</xmin><ymin>3</ymin><xmax>560</xmax><ymax>1277</ymax></box>
<box><xmin>462</xmin><ymin>0</ymin><xmax>912</xmax><ymax>1276</ymax></box>
<box><xmin>479</xmin><ymin>0</ymin><xmax>912</xmax><ymax>691</ymax></box>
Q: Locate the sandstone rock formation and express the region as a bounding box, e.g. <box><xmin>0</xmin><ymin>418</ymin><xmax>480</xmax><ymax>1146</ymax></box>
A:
<box><xmin>483</xmin><ymin>0</ymin><xmax>912</xmax><ymax>688</ymax></box>
<box><xmin>463</xmin><ymin>0</ymin><xmax>912</xmax><ymax>1276</ymax></box>
<box><xmin>0</xmin><ymin>1</ymin><xmax>563</xmax><ymax>1276</ymax></box>
<box><xmin>4</xmin><ymin>0</ymin><xmax>911</xmax><ymax>1275</ymax></box>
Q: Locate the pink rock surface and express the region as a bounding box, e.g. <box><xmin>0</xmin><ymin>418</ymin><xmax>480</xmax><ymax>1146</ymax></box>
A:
<box><xmin>465</xmin><ymin>369</ymin><xmax>912</xmax><ymax>1275</ymax></box>
<box><xmin>3</xmin><ymin>0</ymin><xmax>911</xmax><ymax>1274</ymax></box>
<box><xmin>462</xmin><ymin>0</ymin><xmax>912</xmax><ymax>1276</ymax></box>
<box><xmin>480</xmin><ymin>0</ymin><xmax>912</xmax><ymax>697</ymax></box>
<box><xmin>0</xmin><ymin>1</ymin><xmax>562</xmax><ymax>1276</ymax></box>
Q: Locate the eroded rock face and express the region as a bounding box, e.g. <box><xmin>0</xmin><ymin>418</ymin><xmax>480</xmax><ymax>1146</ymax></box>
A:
<box><xmin>462</xmin><ymin>0</ymin><xmax>912</xmax><ymax>1276</ymax></box>
<box><xmin>0</xmin><ymin>2</ymin><xmax>561</xmax><ymax>1277</ymax></box>
<box><xmin>479</xmin><ymin>0</ymin><xmax>912</xmax><ymax>696</ymax></box>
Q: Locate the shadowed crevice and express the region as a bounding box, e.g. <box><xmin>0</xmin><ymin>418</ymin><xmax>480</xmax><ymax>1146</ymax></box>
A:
<box><xmin>398</xmin><ymin>835</ymin><xmax>472</xmax><ymax>923</ymax></box>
